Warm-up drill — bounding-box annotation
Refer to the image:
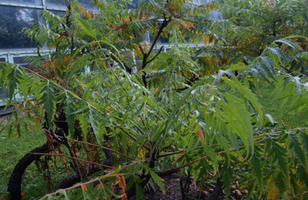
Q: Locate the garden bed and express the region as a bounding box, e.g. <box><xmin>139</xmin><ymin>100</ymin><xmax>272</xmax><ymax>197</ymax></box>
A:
<box><xmin>130</xmin><ymin>176</ymin><xmax>239</xmax><ymax>200</ymax></box>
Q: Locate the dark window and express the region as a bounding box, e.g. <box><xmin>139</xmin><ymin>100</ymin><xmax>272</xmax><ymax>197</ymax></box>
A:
<box><xmin>13</xmin><ymin>56</ymin><xmax>32</xmax><ymax>67</ymax></box>
<box><xmin>45</xmin><ymin>0</ymin><xmax>68</xmax><ymax>7</ymax></box>
<box><xmin>209</xmin><ymin>11</ymin><xmax>222</xmax><ymax>20</ymax></box>
<box><xmin>0</xmin><ymin>57</ymin><xmax>7</xmax><ymax>99</ymax></box>
<box><xmin>150</xmin><ymin>32</ymin><xmax>192</xmax><ymax>45</ymax></box>
<box><xmin>0</xmin><ymin>87</ymin><xmax>9</xmax><ymax>99</ymax></box>
<box><xmin>128</xmin><ymin>0</ymin><xmax>142</xmax><ymax>9</ymax></box>
<box><xmin>149</xmin><ymin>33</ymin><xmax>169</xmax><ymax>44</ymax></box>
<box><xmin>49</xmin><ymin>10</ymin><xmax>66</xmax><ymax>16</ymax></box>
<box><xmin>0</xmin><ymin>0</ymin><xmax>42</xmax><ymax>5</ymax></box>
<box><xmin>192</xmin><ymin>0</ymin><xmax>214</xmax><ymax>4</ymax></box>
<box><xmin>13</xmin><ymin>56</ymin><xmax>48</xmax><ymax>67</ymax></box>
<box><xmin>78</xmin><ymin>0</ymin><xmax>95</xmax><ymax>9</ymax></box>
<box><xmin>45</xmin><ymin>0</ymin><xmax>95</xmax><ymax>9</ymax></box>
<box><xmin>0</xmin><ymin>6</ymin><xmax>42</xmax><ymax>49</ymax></box>
<box><xmin>13</xmin><ymin>56</ymin><xmax>28</xmax><ymax>64</ymax></box>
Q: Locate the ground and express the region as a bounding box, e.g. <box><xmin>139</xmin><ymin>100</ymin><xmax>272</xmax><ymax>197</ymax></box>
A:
<box><xmin>130</xmin><ymin>176</ymin><xmax>235</xmax><ymax>200</ymax></box>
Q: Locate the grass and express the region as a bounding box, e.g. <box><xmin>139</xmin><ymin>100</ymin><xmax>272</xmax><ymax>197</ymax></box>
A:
<box><xmin>0</xmin><ymin>121</ymin><xmax>69</xmax><ymax>199</ymax></box>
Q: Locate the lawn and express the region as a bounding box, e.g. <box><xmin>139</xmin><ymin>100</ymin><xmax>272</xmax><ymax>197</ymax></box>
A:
<box><xmin>0</xmin><ymin>120</ymin><xmax>69</xmax><ymax>199</ymax></box>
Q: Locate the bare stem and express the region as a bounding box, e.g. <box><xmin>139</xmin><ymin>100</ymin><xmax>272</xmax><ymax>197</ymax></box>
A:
<box><xmin>40</xmin><ymin>161</ymin><xmax>140</xmax><ymax>198</ymax></box>
<box><xmin>157</xmin><ymin>137</ymin><xmax>268</xmax><ymax>174</ymax></box>
<box><xmin>30</xmin><ymin>152</ymin><xmax>114</xmax><ymax>169</ymax></box>
<box><xmin>67</xmin><ymin>138</ymin><xmax>135</xmax><ymax>161</ymax></box>
<box><xmin>158</xmin><ymin>131</ymin><xmax>281</xmax><ymax>158</ymax></box>
<box><xmin>118</xmin><ymin>127</ymin><xmax>150</xmax><ymax>151</ymax></box>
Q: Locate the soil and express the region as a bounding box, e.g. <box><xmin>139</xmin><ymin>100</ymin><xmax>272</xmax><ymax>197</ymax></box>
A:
<box><xmin>130</xmin><ymin>176</ymin><xmax>235</xmax><ymax>200</ymax></box>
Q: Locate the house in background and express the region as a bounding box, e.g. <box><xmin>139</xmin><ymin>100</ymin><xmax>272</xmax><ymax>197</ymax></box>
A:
<box><xmin>0</xmin><ymin>0</ymin><xmax>98</xmax><ymax>117</ymax></box>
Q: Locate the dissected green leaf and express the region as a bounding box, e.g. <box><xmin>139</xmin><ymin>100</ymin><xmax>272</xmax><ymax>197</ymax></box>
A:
<box><xmin>267</xmin><ymin>139</ymin><xmax>289</xmax><ymax>181</ymax></box>
<box><xmin>275</xmin><ymin>39</ymin><xmax>301</xmax><ymax>52</ymax></box>
<box><xmin>5</xmin><ymin>65</ymin><xmax>24</xmax><ymax>102</ymax></box>
<box><xmin>149</xmin><ymin>170</ymin><xmax>165</xmax><ymax>193</ymax></box>
<box><xmin>251</xmin><ymin>150</ymin><xmax>263</xmax><ymax>188</ymax></box>
<box><xmin>288</xmin><ymin>131</ymin><xmax>307</xmax><ymax>168</ymax></box>
<box><xmin>75</xmin><ymin>16</ymin><xmax>96</xmax><ymax>39</ymax></box>
<box><xmin>39</xmin><ymin>80</ymin><xmax>56</xmax><ymax>127</ymax></box>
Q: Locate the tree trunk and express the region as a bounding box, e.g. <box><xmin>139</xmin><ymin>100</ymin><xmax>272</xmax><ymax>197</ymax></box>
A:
<box><xmin>208</xmin><ymin>174</ymin><xmax>224</xmax><ymax>200</ymax></box>
<box><xmin>8</xmin><ymin>143</ymin><xmax>51</xmax><ymax>200</ymax></box>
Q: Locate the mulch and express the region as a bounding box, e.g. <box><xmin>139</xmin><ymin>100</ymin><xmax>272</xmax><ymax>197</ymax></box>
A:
<box><xmin>130</xmin><ymin>176</ymin><xmax>238</xmax><ymax>200</ymax></box>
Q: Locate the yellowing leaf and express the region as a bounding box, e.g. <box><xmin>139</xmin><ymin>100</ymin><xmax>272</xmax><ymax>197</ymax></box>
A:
<box><xmin>172</xmin><ymin>151</ymin><xmax>186</xmax><ymax>164</ymax></box>
<box><xmin>209</xmin><ymin>3</ymin><xmax>213</xmax><ymax>10</ymax></box>
<box><xmin>267</xmin><ymin>178</ymin><xmax>275</xmax><ymax>200</ymax></box>
<box><xmin>81</xmin><ymin>184</ymin><xmax>88</xmax><ymax>191</ymax></box>
<box><xmin>272</xmin><ymin>188</ymin><xmax>279</xmax><ymax>200</ymax></box>
<box><xmin>35</xmin><ymin>119</ymin><xmax>40</xmax><ymax>131</ymax></box>
<box><xmin>185</xmin><ymin>21</ymin><xmax>195</xmax><ymax>29</ymax></box>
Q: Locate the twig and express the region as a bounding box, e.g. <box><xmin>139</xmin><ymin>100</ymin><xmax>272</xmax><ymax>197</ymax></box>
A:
<box><xmin>204</xmin><ymin>78</ymin><xmax>217</xmax><ymax>98</ymax></box>
<box><xmin>140</xmin><ymin>17</ymin><xmax>171</xmax><ymax>87</ymax></box>
<box><xmin>24</xmin><ymin>67</ymin><xmax>49</xmax><ymax>81</ymax></box>
<box><xmin>145</xmin><ymin>46</ymin><xmax>164</xmax><ymax>66</ymax></box>
<box><xmin>158</xmin><ymin>131</ymin><xmax>281</xmax><ymax>158</ymax></box>
<box><xmin>285</xmin><ymin>191</ymin><xmax>308</xmax><ymax>199</ymax></box>
<box><xmin>30</xmin><ymin>152</ymin><xmax>114</xmax><ymax>169</ymax></box>
<box><xmin>66</xmin><ymin>138</ymin><xmax>135</xmax><ymax>161</ymax></box>
<box><xmin>143</xmin><ymin>17</ymin><xmax>170</xmax><ymax>67</ymax></box>
<box><xmin>157</xmin><ymin>137</ymin><xmax>268</xmax><ymax>174</ymax></box>
<box><xmin>118</xmin><ymin>127</ymin><xmax>150</xmax><ymax>151</ymax></box>
<box><xmin>138</xmin><ymin>45</ymin><xmax>145</xmax><ymax>56</ymax></box>
<box><xmin>48</xmin><ymin>128</ymin><xmax>65</xmax><ymax>144</ymax></box>
<box><xmin>41</xmin><ymin>161</ymin><xmax>140</xmax><ymax>198</ymax></box>
<box><xmin>58</xmin><ymin>128</ymin><xmax>83</xmax><ymax>181</ymax></box>
<box><xmin>118</xmin><ymin>127</ymin><xmax>137</xmax><ymax>141</ymax></box>
<box><xmin>132</xmin><ymin>22</ymin><xmax>146</xmax><ymax>57</ymax></box>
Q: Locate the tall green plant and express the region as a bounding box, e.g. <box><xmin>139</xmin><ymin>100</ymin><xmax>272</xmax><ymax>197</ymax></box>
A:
<box><xmin>1</xmin><ymin>0</ymin><xmax>308</xmax><ymax>199</ymax></box>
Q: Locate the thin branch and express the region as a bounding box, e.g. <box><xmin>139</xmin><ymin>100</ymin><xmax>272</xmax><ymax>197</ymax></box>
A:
<box><xmin>144</xmin><ymin>18</ymin><xmax>170</xmax><ymax>66</ymax></box>
<box><xmin>59</xmin><ymin>128</ymin><xmax>83</xmax><ymax>180</ymax></box>
<box><xmin>175</xmin><ymin>74</ymin><xmax>199</xmax><ymax>92</ymax></box>
<box><xmin>158</xmin><ymin>131</ymin><xmax>281</xmax><ymax>158</ymax></box>
<box><xmin>157</xmin><ymin>137</ymin><xmax>268</xmax><ymax>175</ymax></box>
<box><xmin>139</xmin><ymin>45</ymin><xmax>145</xmax><ymax>56</ymax></box>
<box><xmin>285</xmin><ymin>191</ymin><xmax>308</xmax><ymax>199</ymax></box>
<box><xmin>24</xmin><ymin>67</ymin><xmax>49</xmax><ymax>81</ymax></box>
<box><xmin>204</xmin><ymin>78</ymin><xmax>217</xmax><ymax>97</ymax></box>
<box><xmin>30</xmin><ymin>152</ymin><xmax>114</xmax><ymax>169</ymax></box>
<box><xmin>131</xmin><ymin>18</ymin><xmax>146</xmax><ymax>57</ymax></box>
<box><xmin>123</xmin><ymin>61</ymin><xmax>133</xmax><ymax>74</ymax></box>
<box><xmin>118</xmin><ymin>127</ymin><xmax>137</xmax><ymax>141</ymax></box>
<box><xmin>118</xmin><ymin>127</ymin><xmax>150</xmax><ymax>151</ymax></box>
<box><xmin>140</xmin><ymin>17</ymin><xmax>171</xmax><ymax>87</ymax></box>
<box><xmin>48</xmin><ymin>128</ymin><xmax>65</xmax><ymax>144</ymax></box>
<box><xmin>145</xmin><ymin>46</ymin><xmax>164</xmax><ymax>66</ymax></box>
<box><xmin>136</xmin><ymin>125</ymin><xmax>146</xmax><ymax>135</ymax></box>
<box><xmin>67</xmin><ymin>138</ymin><xmax>135</xmax><ymax>161</ymax></box>
<box><xmin>41</xmin><ymin>161</ymin><xmax>140</xmax><ymax>198</ymax></box>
